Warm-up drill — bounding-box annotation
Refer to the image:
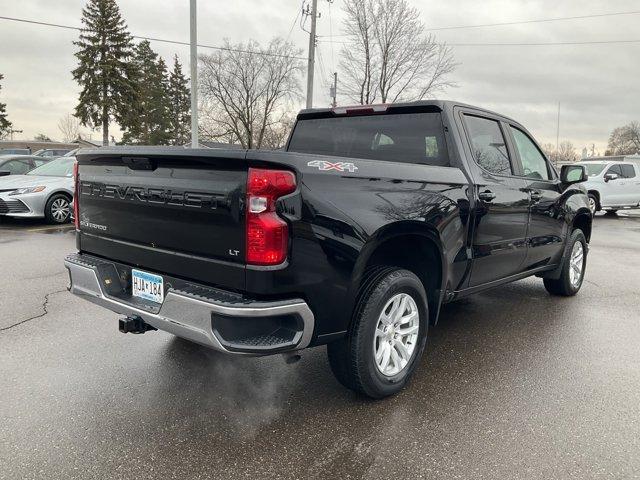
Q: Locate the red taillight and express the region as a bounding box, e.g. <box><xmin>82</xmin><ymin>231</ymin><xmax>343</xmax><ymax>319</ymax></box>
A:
<box><xmin>246</xmin><ymin>168</ymin><xmax>296</xmax><ymax>266</ymax></box>
<box><xmin>73</xmin><ymin>161</ymin><xmax>79</xmax><ymax>230</ymax></box>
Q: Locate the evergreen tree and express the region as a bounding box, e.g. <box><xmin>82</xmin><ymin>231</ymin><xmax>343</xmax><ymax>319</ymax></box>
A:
<box><xmin>0</xmin><ymin>74</ymin><xmax>12</xmax><ymax>139</ymax></box>
<box><xmin>72</xmin><ymin>0</ymin><xmax>137</xmax><ymax>146</ymax></box>
<box><xmin>167</xmin><ymin>55</ymin><xmax>191</xmax><ymax>146</ymax></box>
<box><xmin>122</xmin><ymin>40</ymin><xmax>172</xmax><ymax>145</ymax></box>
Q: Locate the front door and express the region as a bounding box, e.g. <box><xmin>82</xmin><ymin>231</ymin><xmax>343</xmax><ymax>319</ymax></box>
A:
<box><xmin>460</xmin><ymin>113</ymin><xmax>530</xmax><ymax>287</ymax></box>
<box><xmin>507</xmin><ymin>125</ymin><xmax>565</xmax><ymax>268</ymax></box>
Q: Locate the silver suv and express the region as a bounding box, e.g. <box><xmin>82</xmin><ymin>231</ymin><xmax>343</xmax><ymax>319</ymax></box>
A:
<box><xmin>579</xmin><ymin>161</ymin><xmax>640</xmax><ymax>213</ymax></box>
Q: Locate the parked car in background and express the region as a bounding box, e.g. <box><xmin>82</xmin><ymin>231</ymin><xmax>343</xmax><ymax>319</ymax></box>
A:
<box><xmin>33</xmin><ymin>148</ymin><xmax>72</xmax><ymax>158</ymax></box>
<box><xmin>0</xmin><ymin>155</ymin><xmax>51</xmax><ymax>176</ymax></box>
<box><xmin>579</xmin><ymin>160</ymin><xmax>640</xmax><ymax>213</ymax></box>
<box><xmin>0</xmin><ymin>148</ymin><xmax>30</xmax><ymax>155</ymax></box>
<box><xmin>0</xmin><ymin>155</ymin><xmax>75</xmax><ymax>224</ymax></box>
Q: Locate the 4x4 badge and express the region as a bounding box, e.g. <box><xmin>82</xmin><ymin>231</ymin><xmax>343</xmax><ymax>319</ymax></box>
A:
<box><xmin>307</xmin><ymin>160</ymin><xmax>358</xmax><ymax>173</ymax></box>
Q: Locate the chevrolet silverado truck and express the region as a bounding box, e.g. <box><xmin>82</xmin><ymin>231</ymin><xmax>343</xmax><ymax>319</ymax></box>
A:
<box><xmin>65</xmin><ymin>101</ymin><xmax>592</xmax><ymax>398</ymax></box>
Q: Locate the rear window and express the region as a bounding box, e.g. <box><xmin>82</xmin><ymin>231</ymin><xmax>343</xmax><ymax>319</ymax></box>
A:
<box><xmin>583</xmin><ymin>163</ymin><xmax>606</xmax><ymax>176</ymax></box>
<box><xmin>287</xmin><ymin>112</ymin><xmax>450</xmax><ymax>167</ymax></box>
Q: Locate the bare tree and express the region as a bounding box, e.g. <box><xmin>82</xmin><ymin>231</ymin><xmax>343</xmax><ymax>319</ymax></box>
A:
<box><xmin>557</xmin><ymin>141</ymin><xmax>579</xmax><ymax>163</ymax></box>
<box><xmin>541</xmin><ymin>141</ymin><xmax>579</xmax><ymax>164</ymax></box>
<box><xmin>58</xmin><ymin>113</ymin><xmax>81</xmax><ymax>142</ymax></box>
<box><xmin>339</xmin><ymin>0</ymin><xmax>456</xmax><ymax>105</ymax></box>
<box><xmin>605</xmin><ymin>121</ymin><xmax>640</xmax><ymax>155</ymax></box>
<box><xmin>199</xmin><ymin>38</ymin><xmax>303</xmax><ymax>149</ymax></box>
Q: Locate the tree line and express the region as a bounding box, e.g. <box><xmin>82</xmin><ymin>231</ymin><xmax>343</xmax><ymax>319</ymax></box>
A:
<box><xmin>72</xmin><ymin>0</ymin><xmax>190</xmax><ymax>146</ymax></box>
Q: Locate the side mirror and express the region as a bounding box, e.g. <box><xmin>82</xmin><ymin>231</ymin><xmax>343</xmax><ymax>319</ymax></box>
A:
<box><xmin>604</xmin><ymin>173</ymin><xmax>619</xmax><ymax>182</ymax></box>
<box><xmin>560</xmin><ymin>164</ymin><xmax>588</xmax><ymax>184</ymax></box>
<box><xmin>0</xmin><ymin>171</ymin><xmax>10</xmax><ymax>177</ymax></box>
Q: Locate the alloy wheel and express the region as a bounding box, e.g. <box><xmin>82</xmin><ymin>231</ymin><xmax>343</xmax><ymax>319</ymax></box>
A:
<box><xmin>569</xmin><ymin>241</ymin><xmax>585</xmax><ymax>288</ymax></box>
<box><xmin>373</xmin><ymin>293</ymin><xmax>420</xmax><ymax>377</ymax></box>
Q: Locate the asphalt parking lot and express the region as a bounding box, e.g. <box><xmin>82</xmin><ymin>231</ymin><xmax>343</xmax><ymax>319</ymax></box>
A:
<box><xmin>1</xmin><ymin>214</ymin><xmax>639</xmax><ymax>480</ymax></box>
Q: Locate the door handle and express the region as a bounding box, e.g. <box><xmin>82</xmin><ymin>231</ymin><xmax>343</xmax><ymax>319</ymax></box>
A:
<box><xmin>478</xmin><ymin>190</ymin><xmax>496</xmax><ymax>201</ymax></box>
<box><xmin>530</xmin><ymin>190</ymin><xmax>542</xmax><ymax>201</ymax></box>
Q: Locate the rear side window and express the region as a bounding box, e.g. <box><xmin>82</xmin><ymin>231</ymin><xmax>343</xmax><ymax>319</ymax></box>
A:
<box><xmin>288</xmin><ymin>112</ymin><xmax>450</xmax><ymax>167</ymax></box>
<box><xmin>620</xmin><ymin>164</ymin><xmax>636</xmax><ymax>178</ymax></box>
<box><xmin>464</xmin><ymin>115</ymin><xmax>511</xmax><ymax>176</ymax></box>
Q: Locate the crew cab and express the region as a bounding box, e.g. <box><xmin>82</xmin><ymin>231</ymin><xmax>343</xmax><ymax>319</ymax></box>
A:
<box><xmin>65</xmin><ymin>101</ymin><xmax>592</xmax><ymax>398</ymax></box>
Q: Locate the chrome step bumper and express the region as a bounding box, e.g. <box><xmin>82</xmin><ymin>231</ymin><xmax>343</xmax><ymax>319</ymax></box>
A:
<box><xmin>64</xmin><ymin>253</ymin><xmax>315</xmax><ymax>354</ymax></box>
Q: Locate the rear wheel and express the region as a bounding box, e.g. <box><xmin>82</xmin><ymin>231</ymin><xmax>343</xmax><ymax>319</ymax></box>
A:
<box><xmin>327</xmin><ymin>268</ymin><xmax>428</xmax><ymax>398</ymax></box>
<box><xmin>543</xmin><ymin>229</ymin><xmax>587</xmax><ymax>296</ymax></box>
<box><xmin>44</xmin><ymin>194</ymin><xmax>71</xmax><ymax>224</ymax></box>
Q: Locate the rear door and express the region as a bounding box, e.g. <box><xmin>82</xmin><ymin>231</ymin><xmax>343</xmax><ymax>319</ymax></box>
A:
<box><xmin>507</xmin><ymin>125</ymin><xmax>565</xmax><ymax>268</ymax></box>
<box><xmin>601</xmin><ymin>164</ymin><xmax>627</xmax><ymax>206</ymax></box>
<box><xmin>459</xmin><ymin>112</ymin><xmax>530</xmax><ymax>287</ymax></box>
<box><xmin>618</xmin><ymin>164</ymin><xmax>640</xmax><ymax>206</ymax></box>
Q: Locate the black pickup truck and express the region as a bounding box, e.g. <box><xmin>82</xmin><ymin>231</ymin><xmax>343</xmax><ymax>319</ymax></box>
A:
<box><xmin>65</xmin><ymin>101</ymin><xmax>592</xmax><ymax>398</ymax></box>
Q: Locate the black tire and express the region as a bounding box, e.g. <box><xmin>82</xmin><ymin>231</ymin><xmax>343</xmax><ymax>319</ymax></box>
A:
<box><xmin>327</xmin><ymin>268</ymin><xmax>429</xmax><ymax>399</ymax></box>
<box><xmin>44</xmin><ymin>193</ymin><xmax>71</xmax><ymax>224</ymax></box>
<box><xmin>543</xmin><ymin>229</ymin><xmax>587</xmax><ymax>296</ymax></box>
<box><xmin>587</xmin><ymin>193</ymin><xmax>600</xmax><ymax>213</ymax></box>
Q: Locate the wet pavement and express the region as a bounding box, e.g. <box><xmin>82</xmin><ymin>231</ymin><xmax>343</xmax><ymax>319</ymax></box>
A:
<box><xmin>1</xmin><ymin>214</ymin><xmax>639</xmax><ymax>479</ymax></box>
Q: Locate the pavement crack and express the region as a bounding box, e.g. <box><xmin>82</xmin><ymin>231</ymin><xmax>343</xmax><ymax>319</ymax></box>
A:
<box><xmin>0</xmin><ymin>288</ymin><xmax>68</xmax><ymax>332</ymax></box>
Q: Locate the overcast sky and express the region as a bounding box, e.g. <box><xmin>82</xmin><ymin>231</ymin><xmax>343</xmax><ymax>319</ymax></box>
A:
<box><xmin>1</xmin><ymin>0</ymin><xmax>639</xmax><ymax>153</ymax></box>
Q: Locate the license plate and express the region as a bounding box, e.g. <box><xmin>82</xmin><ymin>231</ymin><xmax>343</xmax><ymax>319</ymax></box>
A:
<box><xmin>132</xmin><ymin>269</ymin><xmax>164</xmax><ymax>304</ymax></box>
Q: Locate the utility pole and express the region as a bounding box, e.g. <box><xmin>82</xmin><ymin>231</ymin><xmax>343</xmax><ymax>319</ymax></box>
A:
<box><xmin>8</xmin><ymin>129</ymin><xmax>22</xmax><ymax>141</ymax></box>
<box><xmin>330</xmin><ymin>72</ymin><xmax>337</xmax><ymax>107</ymax></box>
<box><xmin>190</xmin><ymin>0</ymin><xmax>199</xmax><ymax>148</ymax></box>
<box><xmin>305</xmin><ymin>0</ymin><xmax>318</xmax><ymax>109</ymax></box>
<box><xmin>555</xmin><ymin>101</ymin><xmax>560</xmax><ymax>166</ymax></box>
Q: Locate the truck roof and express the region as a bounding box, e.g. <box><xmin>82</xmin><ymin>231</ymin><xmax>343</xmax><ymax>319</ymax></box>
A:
<box><xmin>297</xmin><ymin>99</ymin><xmax>520</xmax><ymax>124</ymax></box>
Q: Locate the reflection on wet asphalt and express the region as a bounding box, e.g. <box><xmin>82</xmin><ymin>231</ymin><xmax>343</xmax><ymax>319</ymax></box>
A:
<box><xmin>1</xmin><ymin>213</ymin><xmax>639</xmax><ymax>479</ymax></box>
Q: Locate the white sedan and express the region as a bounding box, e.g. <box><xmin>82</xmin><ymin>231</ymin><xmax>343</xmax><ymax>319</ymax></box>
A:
<box><xmin>0</xmin><ymin>156</ymin><xmax>75</xmax><ymax>224</ymax></box>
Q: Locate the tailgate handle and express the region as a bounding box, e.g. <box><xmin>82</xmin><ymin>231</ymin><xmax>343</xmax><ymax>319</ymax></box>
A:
<box><xmin>122</xmin><ymin>157</ymin><xmax>157</xmax><ymax>171</ymax></box>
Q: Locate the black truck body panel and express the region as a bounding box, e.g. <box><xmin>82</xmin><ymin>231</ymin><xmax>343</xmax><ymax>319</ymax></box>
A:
<box><xmin>72</xmin><ymin>101</ymin><xmax>592</xmax><ymax>348</ymax></box>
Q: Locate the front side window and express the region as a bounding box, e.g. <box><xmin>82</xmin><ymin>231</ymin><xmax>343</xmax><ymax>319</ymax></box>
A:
<box><xmin>464</xmin><ymin>115</ymin><xmax>511</xmax><ymax>176</ymax></box>
<box><xmin>510</xmin><ymin>127</ymin><xmax>551</xmax><ymax>180</ymax></box>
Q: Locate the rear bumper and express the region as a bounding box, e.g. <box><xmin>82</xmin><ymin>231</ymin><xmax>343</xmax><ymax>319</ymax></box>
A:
<box><xmin>64</xmin><ymin>253</ymin><xmax>315</xmax><ymax>354</ymax></box>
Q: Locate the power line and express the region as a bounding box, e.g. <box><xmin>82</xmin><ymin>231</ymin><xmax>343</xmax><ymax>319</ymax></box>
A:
<box><xmin>0</xmin><ymin>15</ymin><xmax>307</xmax><ymax>60</ymax></box>
<box><xmin>319</xmin><ymin>38</ymin><xmax>640</xmax><ymax>47</ymax></box>
<box><xmin>319</xmin><ymin>9</ymin><xmax>640</xmax><ymax>37</ymax></box>
<box><xmin>285</xmin><ymin>1</ymin><xmax>305</xmax><ymax>43</ymax></box>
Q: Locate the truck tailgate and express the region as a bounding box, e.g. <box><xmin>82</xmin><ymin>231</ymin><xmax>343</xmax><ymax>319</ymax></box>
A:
<box><xmin>76</xmin><ymin>149</ymin><xmax>248</xmax><ymax>290</ymax></box>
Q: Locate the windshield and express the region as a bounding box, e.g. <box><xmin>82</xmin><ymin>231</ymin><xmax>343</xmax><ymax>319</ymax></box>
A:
<box><xmin>581</xmin><ymin>163</ymin><xmax>606</xmax><ymax>176</ymax></box>
<box><xmin>27</xmin><ymin>156</ymin><xmax>75</xmax><ymax>177</ymax></box>
<box><xmin>63</xmin><ymin>149</ymin><xmax>78</xmax><ymax>157</ymax></box>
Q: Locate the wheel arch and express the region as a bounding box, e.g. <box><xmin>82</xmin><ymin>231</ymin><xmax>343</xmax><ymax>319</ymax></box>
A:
<box><xmin>572</xmin><ymin>210</ymin><xmax>592</xmax><ymax>242</ymax></box>
<box><xmin>46</xmin><ymin>189</ymin><xmax>73</xmax><ymax>203</ymax></box>
<box><xmin>349</xmin><ymin>221</ymin><xmax>446</xmax><ymax>327</ymax></box>
<box><xmin>587</xmin><ymin>190</ymin><xmax>601</xmax><ymax>210</ymax></box>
